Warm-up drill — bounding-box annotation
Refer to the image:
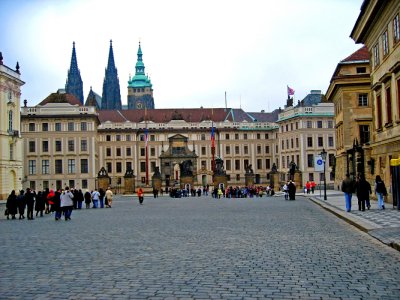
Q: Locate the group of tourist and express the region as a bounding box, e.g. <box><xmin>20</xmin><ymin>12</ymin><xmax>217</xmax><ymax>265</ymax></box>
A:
<box><xmin>5</xmin><ymin>186</ymin><xmax>114</xmax><ymax>221</ymax></box>
<box><xmin>341</xmin><ymin>174</ymin><xmax>388</xmax><ymax>212</ymax></box>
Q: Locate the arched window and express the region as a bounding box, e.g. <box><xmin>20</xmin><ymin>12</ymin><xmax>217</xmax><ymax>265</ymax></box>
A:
<box><xmin>8</xmin><ymin>110</ymin><xmax>13</xmax><ymax>132</ymax></box>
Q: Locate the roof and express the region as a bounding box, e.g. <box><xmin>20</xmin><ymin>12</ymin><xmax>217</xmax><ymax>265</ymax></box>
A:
<box><xmin>98</xmin><ymin>108</ymin><xmax>254</xmax><ymax>123</ymax></box>
<box><xmin>341</xmin><ymin>46</ymin><xmax>369</xmax><ymax>63</ymax></box>
<box><xmin>38</xmin><ymin>91</ymin><xmax>82</xmax><ymax>106</ymax></box>
<box><xmin>248</xmin><ymin>109</ymin><xmax>280</xmax><ymax>122</ymax></box>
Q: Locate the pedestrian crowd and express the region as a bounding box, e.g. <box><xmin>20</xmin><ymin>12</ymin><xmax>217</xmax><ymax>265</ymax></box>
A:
<box><xmin>5</xmin><ymin>186</ymin><xmax>114</xmax><ymax>221</ymax></box>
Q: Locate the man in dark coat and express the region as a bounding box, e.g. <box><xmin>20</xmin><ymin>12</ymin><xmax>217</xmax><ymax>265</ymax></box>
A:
<box><xmin>355</xmin><ymin>175</ymin><xmax>372</xmax><ymax>211</ymax></box>
<box><xmin>25</xmin><ymin>188</ymin><xmax>35</xmax><ymax>220</ymax></box>
<box><xmin>288</xmin><ymin>180</ymin><xmax>296</xmax><ymax>200</ymax></box>
<box><xmin>17</xmin><ymin>190</ymin><xmax>26</xmax><ymax>219</ymax></box>
<box><xmin>341</xmin><ymin>174</ymin><xmax>355</xmax><ymax>212</ymax></box>
<box><xmin>6</xmin><ymin>190</ymin><xmax>18</xmax><ymax>219</ymax></box>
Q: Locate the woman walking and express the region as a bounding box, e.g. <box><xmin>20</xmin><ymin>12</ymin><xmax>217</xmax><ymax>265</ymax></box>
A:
<box><xmin>137</xmin><ymin>188</ymin><xmax>144</xmax><ymax>205</ymax></box>
<box><xmin>355</xmin><ymin>175</ymin><xmax>371</xmax><ymax>211</ymax></box>
<box><xmin>6</xmin><ymin>190</ymin><xmax>18</xmax><ymax>219</ymax></box>
<box><xmin>374</xmin><ymin>175</ymin><xmax>387</xmax><ymax>210</ymax></box>
<box><xmin>17</xmin><ymin>190</ymin><xmax>25</xmax><ymax>219</ymax></box>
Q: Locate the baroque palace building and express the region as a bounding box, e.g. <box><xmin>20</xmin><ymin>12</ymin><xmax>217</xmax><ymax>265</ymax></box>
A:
<box><xmin>349</xmin><ymin>0</ymin><xmax>400</xmax><ymax>198</ymax></box>
<box><xmin>0</xmin><ymin>53</ymin><xmax>24</xmax><ymax>200</ymax></box>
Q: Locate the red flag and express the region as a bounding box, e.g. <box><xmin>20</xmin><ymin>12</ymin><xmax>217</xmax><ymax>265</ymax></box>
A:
<box><xmin>287</xmin><ymin>86</ymin><xmax>295</xmax><ymax>96</ymax></box>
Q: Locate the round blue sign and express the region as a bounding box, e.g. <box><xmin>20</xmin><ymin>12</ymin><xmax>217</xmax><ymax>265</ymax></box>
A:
<box><xmin>317</xmin><ymin>159</ymin><xmax>323</xmax><ymax>165</ymax></box>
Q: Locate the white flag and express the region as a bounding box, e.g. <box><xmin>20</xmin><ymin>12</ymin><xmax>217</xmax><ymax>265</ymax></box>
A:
<box><xmin>314</xmin><ymin>155</ymin><xmax>324</xmax><ymax>172</ymax></box>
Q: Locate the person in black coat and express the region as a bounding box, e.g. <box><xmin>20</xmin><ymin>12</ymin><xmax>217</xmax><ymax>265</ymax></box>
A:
<box><xmin>35</xmin><ymin>191</ymin><xmax>46</xmax><ymax>217</ymax></box>
<box><xmin>17</xmin><ymin>190</ymin><xmax>26</xmax><ymax>219</ymax></box>
<box><xmin>355</xmin><ymin>175</ymin><xmax>372</xmax><ymax>211</ymax></box>
<box><xmin>6</xmin><ymin>190</ymin><xmax>18</xmax><ymax>219</ymax></box>
<box><xmin>53</xmin><ymin>190</ymin><xmax>62</xmax><ymax>220</ymax></box>
<box><xmin>25</xmin><ymin>188</ymin><xmax>35</xmax><ymax>220</ymax></box>
<box><xmin>288</xmin><ymin>180</ymin><xmax>296</xmax><ymax>200</ymax></box>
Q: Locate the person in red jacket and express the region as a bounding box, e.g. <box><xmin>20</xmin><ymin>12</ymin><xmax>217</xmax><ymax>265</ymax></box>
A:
<box><xmin>305</xmin><ymin>181</ymin><xmax>311</xmax><ymax>194</ymax></box>
<box><xmin>137</xmin><ymin>188</ymin><xmax>144</xmax><ymax>205</ymax></box>
<box><xmin>311</xmin><ymin>181</ymin><xmax>316</xmax><ymax>194</ymax></box>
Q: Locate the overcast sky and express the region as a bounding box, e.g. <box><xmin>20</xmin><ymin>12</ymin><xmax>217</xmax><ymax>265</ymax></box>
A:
<box><xmin>1</xmin><ymin>0</ymin><xmax>363</xmax><ymax>112</ymax></box>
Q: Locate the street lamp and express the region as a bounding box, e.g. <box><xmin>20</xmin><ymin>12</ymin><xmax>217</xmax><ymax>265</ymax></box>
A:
<box><xmin>320</xmin><ymin>148</ymin><xmax>327</xmax><ymax>200</ymax></box>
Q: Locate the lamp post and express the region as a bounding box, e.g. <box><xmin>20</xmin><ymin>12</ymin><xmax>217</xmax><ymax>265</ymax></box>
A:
<box><xmin>320</xmin><ymin>148</ymin><xmax>327</xmax><ymax>200</ymax></box>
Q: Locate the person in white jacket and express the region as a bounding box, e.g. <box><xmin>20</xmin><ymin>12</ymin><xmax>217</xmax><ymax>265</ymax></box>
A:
<box><xmin>60</xmin><ymin>186</ymin><xmax>74</xmax><ymax>221</ymax></box>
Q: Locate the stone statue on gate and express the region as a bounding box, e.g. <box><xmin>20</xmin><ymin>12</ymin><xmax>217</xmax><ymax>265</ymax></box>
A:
<box><xmin>245</xmin><ymin>164</ymin><xmax>254</xmax><ymax>174</ymax></box>
<box><xmin>214</xmin><ymin>157</ymin><xmax>226</xmax><ymax>175</ymax></box>
<box><xmin>180</xmin><ymin>160</ymin><xmax>193</xmax><ymax>176</ymax></box>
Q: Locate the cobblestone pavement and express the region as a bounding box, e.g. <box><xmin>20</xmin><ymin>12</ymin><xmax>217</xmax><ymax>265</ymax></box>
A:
<box><xmin>1</xmin><ymin>195</ymin><xmax>400</xmax><ymax>299</ymax></box>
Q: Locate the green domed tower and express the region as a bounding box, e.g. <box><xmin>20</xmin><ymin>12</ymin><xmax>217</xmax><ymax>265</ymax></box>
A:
<box><xmin>127</xmin><ymin>42</ymin><xmax>154</xmax><ymax>109</ymax></box>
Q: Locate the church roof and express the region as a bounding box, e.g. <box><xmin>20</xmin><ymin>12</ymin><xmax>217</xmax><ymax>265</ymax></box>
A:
<box><xmin>38</xmin><ymin>91</ymin><xmax>82</xmax><ymax>106</ymax></box>
<box><xmin>341</xmin><ymin>46</ymin><xmax>369</xmax><ymax>63</ymax></box>
<box><xmin>128</xmin><ymin>42</ymin><xmax>152</xmax><ymax>89</ymax></box>
<box><xmin>98</xmin><ymin>108</ymin><xmax>255</xmax><ymax>124</ymax></box>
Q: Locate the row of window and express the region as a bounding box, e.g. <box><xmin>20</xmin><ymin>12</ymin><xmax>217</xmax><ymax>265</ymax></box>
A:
<box><xmin>281</xmin><ymin>120</ymin><xmax>334</xmax><ymax>132</ymax></box>
<box><xmin>28</xmin><ymin>139</ymin><xmax>88</xmax><ymax>153</ymax></box>
<box><xmin>375</xmin><ymin>78</ymin><xmax>400</xmax><ymax>130</ymax></box>
<box><xmin>28</xmin><ymin>159</ymin><xmax>89</xmax><ymax>175</ymax></box>
<box><xmin>373</xmin><ymin>14</ymin><xmax>399</xmax><ymax>68</ymax></box>
<box><xmin>29</xmin><ymin>179</ymin><xmax>88</xmax><ymax>191</ymax></box>
<box><xmin>28</xmin><ymin>122</ymin><xmax>88</xmax><ymax>132</ymax></box>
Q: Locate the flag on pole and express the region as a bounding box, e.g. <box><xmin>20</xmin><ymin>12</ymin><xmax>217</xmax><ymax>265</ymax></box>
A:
<box><xmin>145</xmin><ymin>128</ymin><xmax>148</xmax><ymax>147</ymax></box>
<box><xmin>211</xmin><ymin>123</ymin><xmax>215</xmax><ymax>148</ymax></box>
<box><xmin>287</xmin><ymin>85</ymin><xmax>295</xmax><ymax>96</ymax></box>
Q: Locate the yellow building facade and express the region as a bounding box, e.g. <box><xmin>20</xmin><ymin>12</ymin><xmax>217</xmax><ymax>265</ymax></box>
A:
<box><xmin>0</xmin><ymin>56</ymin><xmax>24</xmax><ymax>200</ymax></box>
<box><xmin>351</xmin><ymin>0</ymin><xmax>400</xmax><ymax>199</ymax></box>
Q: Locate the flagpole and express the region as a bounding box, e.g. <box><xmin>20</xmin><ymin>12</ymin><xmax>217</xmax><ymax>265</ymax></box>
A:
<box><xmin>145</xmin><ymin>106</ymin><xmax>149</xmax><ymax>186</ymax></box>
<box><xmin>211</xmin><ymin>109</ymin><xmax>215</xmax><ymax>174</ymax></box>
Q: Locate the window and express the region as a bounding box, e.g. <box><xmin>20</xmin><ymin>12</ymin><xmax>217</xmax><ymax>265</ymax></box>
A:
<box><xmin>257</xmin><ymin>145</ymin><xmax>261</xmax><ymax>154</ymax></box>
<box><xmin>265</xmin><ymin>145</ymin><xmax>270</xmax><ymax>153</ymax></box>
<box><xmin>68</xmin><ymin>159</ymin><xmax>75</xmax><ymax>173</ymax></box>
<box><xmin>80</xmin><ymin>122</ymin><xmax>87</xmax><ymax>131</ymax></box>
<box><xmin>150</xmin><ymin>148</ymin><xmax>155</xmax><ymax>156</ymax></box>
<box><xmin>106</xmin><ymin>148</ymin><xmax>111</xmax><ymax>156</ymax></box>
<box><xmin>8</xmin><ymin>111</ymin><xmax>13</xmax><ymax>132</ymax></box>
<box><xmin>140</xmin><ymin>148</ymin><xmax>145</xmax><ymax>156</ymax></box>
<box><xmin>55</xmin><ymin>160</ymin><xmax>63</xmax><ymax>174</ymax></box>
<box><xmin>296</xmin><ymin>138</ymin><xmax>299</xmax><ymax>148</ymax></box>
<box><xmin>43</xmin><ymin>181</ymin><xmax>49</xmax><ymax>190</ymax></box>
<box><xmin>358</xmin><ymin>93</ymin><xmax>368</xmax><ymax>106</ymax></box>
<box><xmin>55</xmin><ymin>140</ymin><xmax>62</xmax><ymax>152</ymax></box>
<box><xmin>291</xmin><ymin>139</ymin><xmax>294</xmax><ymax>148</ymax></box>
<box><xmin>10</xmin><ymin>144</ymin><xmax>14</xmax><ymax>160</ymax></box>
<box><xmin>377</xmin><ymin>94</ymin><xmax>382</xmax><ymax>129</ymax></box>
<box><xmin>126</xmin><ymin>135</ymin><xmax>131</xmax><ymax>142</ymax></box>
<box><xmin>151</xmin><ymin>162</ymin><xmax>156</xmax><ymax>173</ymax></box>
<box><xmin>307</xmin><ymin>121</ymin><xmax>312</xmax><ymax>128</ymax></box>
<box><xmin>150</xmin><ymin>135</ymin><xmax>155</xmax><ymax>142</ymax></box>
<box><xmin>29</xmin><ymin>123</ymin><xmax>35</xmax><ymax>132</ymax></box>
<box><xmin>257</xmin><ymin>159</ymin><xmax>262</xmax><ymax>169</ymax></box>
<box><xmin>42</xmin><ymin>141</ymin><xmax>49</xmax><ymax>152</ymax></box>
<box><xmin>29</xmin><ymin>160</ymin><xmax>36</xmax><ymax>175</ymax></box>
<box><xmin>296</xmin><ymin>122</ymin><xmax>299</xmax><ymax>129</ymax></box>
<box><xmin>382</xmin><ymin>30</ymin><xmax>389</xmax><ymax>56</ymax></box>
<box><xmin>236</xmin><ymin>174</ymin><xmax>240</xmax><ymax>181</ymax></box>
<box><xmin>68</xmin><ymin>140</ymin><xmax>75</xmax><ymax>152</ymax></box>
<box><xmin>55</xmin><ymin>123</ymin><xmax>61</xmax><ymax>131</ymax></box>
<box><xmin>106</xmin><ymin>162</ymin><xmax>112</xmax><ymax>173</ymax></box>
<box><xmin>116</xmin><ymin>135</ymin><xmax>121</xmax><ymax>141</ymax></box>
<box><xmin>106</xmin><ymin>135</ymin><xmax>111</xmax><ymax>141</ymax></box>
<box><xmin>226</xmin><ymin>146</ymin><xmax>230</xmax><ymax>155</ymax></box>
<box><xmin>81</xmin><ymin>139</ymin><xmax>87</xmax><ymax>151</ymax></box>
<box><xmin>266</xmin><ymin>159</ymin><xmax>271</xmax><ymax>169</ymax></box>
<box><xmin>116</xmin><ymin>148</ymin><xmax>121</xmax><ymax>156</ymax></box>
<box><xmin>235</xmin><ymin>160</ymin><xmax>240</xmax><ymax>170</ymax></box>
<box><xmin>329</xmin><ymin>154</ymin><xmax>335</xmax><ymax>167</ymax></box>
<box><xmin>126</xmin><ymin>162</ymin><xmax>132</xmax><ymax>171</ymax></box>
<box><xmin>201</xmin><ymin>147</ymin><xmax>206</xmax><ymax>155</ymax></box>
<box><xmin>68</xmin><ymin>122</ymin><xmax>74</xmax><ymax>131</ymax></box>
<box><xmin>318</xmin><ymin>137</ymin><xmax>323</xmax><ymax>147</ymax></box>
<box><xmin>42</xmin><ymin>123</ymin><xmax>48</xmax><ymax>131</ymax></box>
<box><xmin>373</xmin><ymin>43</ymin><xmax>380</xmax><ymax>67</ymax></box>
<box><xmin>30</xmin><ymin>181</ymin><xmax>36</xmax><ymax>190</ymax></box>
<box><xmin>235</xmin><ymin>146</ymin><xmax>240</xmax><ymax>155</ymax></box>
<box><xmin>356</xmin><ymin>67</ymin><xmax>366</xmax><ymax>74</ymax></box>
<box><xmin>265</xmin><ymin>133</ymin><xmax>269</xmax><ymax>139</ymax></box>
<box><xmin>394</xmin><ymin>14</ymin><xmax>400</xmax><ymax>43</ymax></box>
<box><xmin>225</xmin><ymin>133</ymin><xmax>230</xmax><ymax>140</ymax></box>
<box><xmin>116</xmin><ymin>162</ymin><xmax>122</xmax><ymax>173</ymax></box>
<box><xmin>327</xmin><ymin>120</ymin><xmax>333</xmax><ymax>129</ymax></box>
<box><xmin>386</xmin><ymin>87</ymin><xmax>392</xmax><ymax>124</ymax></box>
<box><xmin>29</xmin><ymin>141</ymin><xmax>35</xmax><ymax>152</ymax></box>
<box><xmin>126</xmin><ymin>147</ymin><xmax>132</xmax><ymax>156</ymax></box>
<box><xmin>307</xmin><ymin>137</ymin><xmax>313</xmax><ymax>147</ymax></box>
<box><xmin>257</xmin><ymin>133</ymin><xmax>261</xmax><ymax>139</ymax></box>
<box><xmin>201</xmin><ymin>134</ymin><xmax>205</xmax><ymax>141</ymax></box>
<box><xmin>307</xmin><ymin>154</ymin><xmax>314</xmax><ymax>168</ymax></box>
<box><xmin>235</xmin><ymin>133</ymin><xmax>239</xmax><ymax>139</ymax></box>
<box><xmin>81</xmin><ymin>159</ymin><xmax>88</xmax><ymax>173</ymax></box>
<box><xmin>317</xmin><ymin>121</ymin><xmax>322</xmax><ymax>128</ymax></box>
<box><xmin>359</xmin><ymin>125</ymin><xmax>370</xmax><ymax>145</ymax></box>
<box><xmin>243</xmin><ymin>133</ymin><xmax>247</xmax><ymax>140</ymax></box>
<box><xmin>328</xmin><ymin>136</ymin><xmax>334</xmax><ymax>147</ymax></box>
<box><xmin>225</xmin><ymin>160</ymin><xmax>231</xmax><ymax>171</ymax></box>
<box><xmin>140</xmin><ymin>162</ymin><xmax>146</xmax><ymax>172</ymax></box>
<box><xmin>82</xmin><ymin>180</ymin><xmax>88</xmax><ymax>189</ymax></box>
<box><xmin>282</xmin><ymin>140</ymin><xmax>285</xmax><ymax>150</ymax></box>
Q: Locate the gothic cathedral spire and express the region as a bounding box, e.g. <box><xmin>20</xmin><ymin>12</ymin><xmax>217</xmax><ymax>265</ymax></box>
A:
<box><xmin>101</xmin><ymin>40</ymin><xmax>122</xmax><ymax>110</ymax></box>
<box><xmin>65</xmin><ymin>42</ymin><xmax>84</xmax><ymax>104</ymax></box>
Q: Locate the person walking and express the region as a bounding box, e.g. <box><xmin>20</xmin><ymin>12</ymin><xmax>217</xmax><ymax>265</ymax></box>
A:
<box><xmin>288</xmin><ymin>180</ymin><xmax>296</xmax><ymax>200</ymax></box>
<box><xmin>53</xmin><ymin>189</ymin><xmax>62</xmax><ymax>221</ymax></box>
<box><xmin>283</xmin><ymin>183</ymin><xmax>289</xmax><ymax>200</ymax></box>
<box><xmin>76</xmin><ymin>189</ymin><xmax>84</xmax><ymax>209</ymax></box>
<box><xmin>84</xmin><ymin>190</ymin><xmax>92</xmax><ymax>209</ymax></box>
<box><xmin>374</xmin><ymin>175</ymin><xmax>387</xmax><ymax>210</ymax></box>
<box><xmin>341</xmin><ymin>174</ymin><xmax>355</xmax><ymax>212</ymax></box>
<box><xmin>105</xmin><ymin>187</ymin><xmax>113</xmax><ymax>208</ymax></box>
<box><xmin>137</xmin><ymin>188</ymin><xmax>144</xmax><ymax>205</ymax></box>
<box><xmin>91</xmin><ymin>189</ymin><xmax>100</xmax><ymax>208</ymax></box>
<box><xmin>6</xmin><ymin>190</ymin><xmax>18</xmax><ymax>220</ymax></box>
<box><xmin>47</xmin><ymin>189</ymin><xmax>55</xmax><ymax>213</ymax></box>
<box><xmin>35</xmin><ymin>191</ymin><xmax>45</xmax><ymax>217</ymax></box>
<box><xmin>99</xmin><ymin>188</ymin><xmax>105</xmax><ymax>208</ymax></box>
<box><xmin>60</xmin><ymin>187</ymin><xmax>74</xmax><ymax>221</ymax></box>
<box><xmin>17</xmin><ymin>190</ymin><xmax>26</xmax><ymax>219</ymax></box>
<box><xmin>25</xmin><ymin>188</ymin><xmax>35</xmax><ymax>220</ymax></box>
<box><xmin>355</xmin><ymin>175</ymin><xmax>372</xmax><ymax>211</ymax></box>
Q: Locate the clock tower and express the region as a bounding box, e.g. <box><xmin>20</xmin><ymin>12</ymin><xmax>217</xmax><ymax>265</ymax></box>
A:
<box><xmin>127</xmin><ymin>42</ymin><xmax>154</xmax><ymax>109</ymax></box>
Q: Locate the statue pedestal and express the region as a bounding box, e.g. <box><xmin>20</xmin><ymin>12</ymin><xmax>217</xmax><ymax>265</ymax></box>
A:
<box><xmin>269</xmin><ymin>172</ymin><xmax>280</xmax><ymax>192</ymax></box>
<box><xmin>152</xmin><ymin>176</ymin><xmax>162</xmax><ymax>191</ymax></box>
<box><xmin>124</xmin><ymin>176</ymin><xmax>135</xmax><ymax>194</ymax></box>
<box><xmin>213</xmin><ymin>174</ymin><xmax>228</xmax><ymax>189</ymax></box>
<box><xmin>180</xmin><ymin>176</ymin><xmax>194</xmax><ymax>189</ymax></box>
<box><xmin>293</xmin><ymin>171</ymin><xmax>303</xmax><ymax>192</ymax></box>
<box><xmin>245</xmin><ymin>174</ymin><xmax>255</xmax><ymax>186</ymax></box>
<box><xmin>98</xmin><ymin>177</ymin><xmax>110</xmax><ymax>192</ymax></box>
